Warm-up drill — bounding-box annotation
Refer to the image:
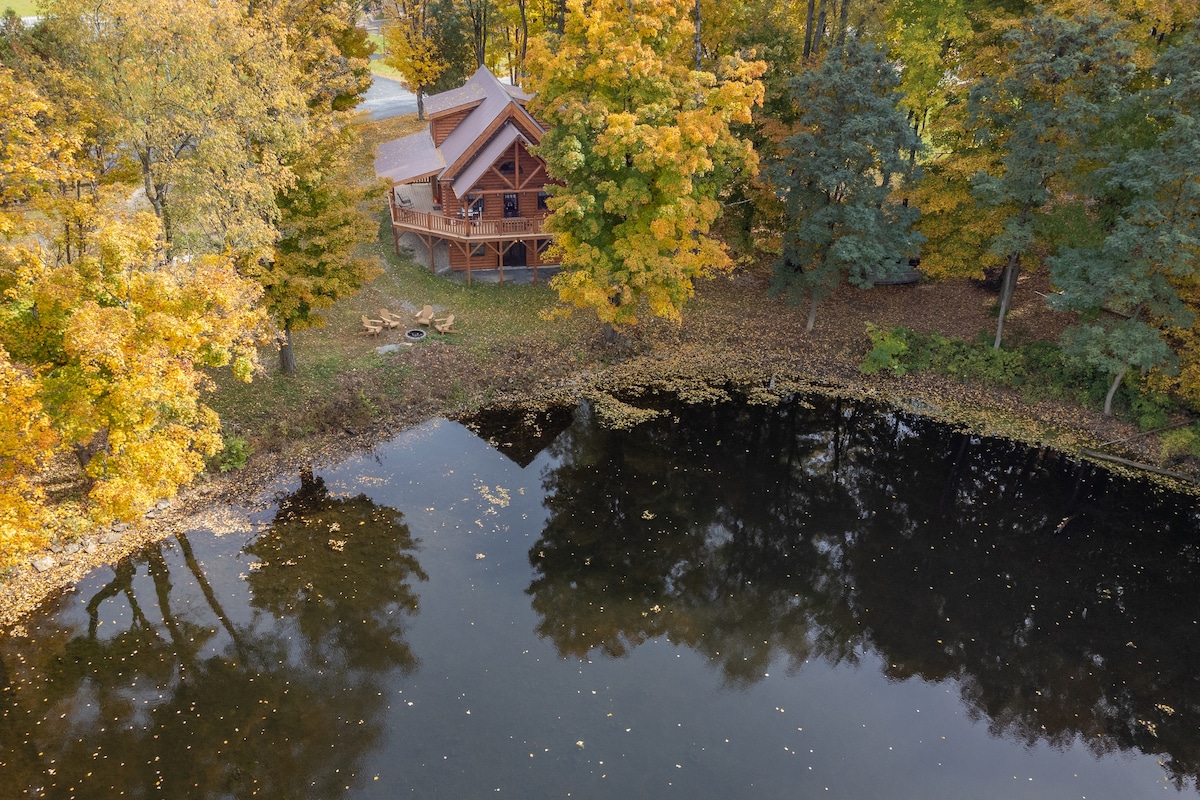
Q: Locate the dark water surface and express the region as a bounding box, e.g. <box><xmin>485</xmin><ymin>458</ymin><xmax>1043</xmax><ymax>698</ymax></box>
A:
<box><xmin>3</xmin><ymin>396</ymin><xmax>1200</xmax><ymax>799</ymax></box>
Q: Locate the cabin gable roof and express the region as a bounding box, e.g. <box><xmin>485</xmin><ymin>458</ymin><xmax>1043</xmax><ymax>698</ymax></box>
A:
<box><xmin>375</xmin><ymin>67</ymin><xmax>544</xmax><ymax>188</ymax></box>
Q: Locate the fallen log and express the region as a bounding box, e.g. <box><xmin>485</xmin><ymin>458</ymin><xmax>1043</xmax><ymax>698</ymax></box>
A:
<box><xmin>1079</xmin><ymin>448</ymin><xmax>1196</xmax><ymax>483</ymax></box>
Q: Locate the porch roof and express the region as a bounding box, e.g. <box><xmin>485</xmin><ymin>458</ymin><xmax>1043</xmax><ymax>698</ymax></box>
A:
<box><xmin>375</xmin><ymin>129</ymin><xmax>444</xmax><ymax>184</ymax></box>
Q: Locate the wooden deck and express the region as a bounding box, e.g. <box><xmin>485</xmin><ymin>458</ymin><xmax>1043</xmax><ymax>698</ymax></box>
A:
<box><xmin>389</xmin><ymin>187</ymin><xmax>550</xmax><ymax>243</ymax></box>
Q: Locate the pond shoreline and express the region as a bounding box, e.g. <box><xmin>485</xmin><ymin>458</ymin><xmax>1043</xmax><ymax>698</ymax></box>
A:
<box><xmin>3</xmin><ymin>336</ymin><xmax>1193</xmax><ymax>632</ymax></box>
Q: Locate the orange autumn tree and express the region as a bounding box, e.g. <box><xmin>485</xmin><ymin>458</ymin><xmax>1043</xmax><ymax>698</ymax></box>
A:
<box><xmin>527</xmin><ymin>0</ymin><xmax>764</xmax><ymax>327</ymax></box>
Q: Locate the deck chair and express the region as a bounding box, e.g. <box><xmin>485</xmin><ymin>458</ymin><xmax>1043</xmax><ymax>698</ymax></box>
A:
<box><xmin>379</xmin><ymin>309</ymin><xmax>404</xmax><ymax>329</ymax></box>
<box><xmin>433</xmin><ymin>314</ymin><xmax>457</xmax><ymax>334</ymax></box>
<box><xmin>361</xmin><ymin>315</ymin><xmax>384</xmax><ymax>336</ymax></box>
<box><xmin>414</xmin><ymin>305</ymin><xmax>435</xmax><ymax>326</ymax></box>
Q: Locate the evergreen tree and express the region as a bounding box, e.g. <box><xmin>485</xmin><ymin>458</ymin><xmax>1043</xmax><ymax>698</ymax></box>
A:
<box><xmin>1049</xmin><ymin>32</ymin><xmax>1200</xmax><ymax>416</ymax></box>
<box><xmin>772</xmin><ymin>37</ymin><xmax>923</xmax><ymax>332</ymax></box>
<box><xmin>968</xmin><ymin>9</ymin><xmax>1134</xmax><ymax>349</ymax></box>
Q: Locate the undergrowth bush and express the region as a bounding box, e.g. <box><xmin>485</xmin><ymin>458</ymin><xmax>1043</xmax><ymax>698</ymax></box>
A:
<box><xmin>859</xmin><ymin>324</ymin><xmax>1191</xmax><ymax>426</ymax></box>
<box><xmin>217</xmin><ymin>435</ymin><xmax>252</xmax><ymax>472</ymax></box>
<box><xmin>861</xmin><ymin>324</ymin><xmax>910</xmax><ymax>376</ymax></box>
<box><xmin>1160</xmin><ymin>423</ymin><xmax>1200</xmax><ymax>462</ymax></box>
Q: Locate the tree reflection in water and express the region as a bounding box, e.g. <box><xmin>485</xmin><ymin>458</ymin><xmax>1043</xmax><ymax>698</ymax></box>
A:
<box><xmin>528</xmin><ymin>395</ymin><xmax>1200</xmax><ymax>789</ymax></box>
<box><xmin>0</xmin><ymin>469</ymin><xmax>425</xmax><ymax>799</ymax></box>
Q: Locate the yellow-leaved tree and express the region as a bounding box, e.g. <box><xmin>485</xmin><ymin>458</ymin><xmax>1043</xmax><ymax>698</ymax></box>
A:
<box><xmin>42</xmin><ymin>0</ymin><xmax>308</xmax><ymax>260</ymax></box>
<box><xmin>527</xmin><ymin>0</ymin><xmax>764</xmax><ymax>327</ymax></box>
<box><xmin>1</xmin><ymin>195</ymin><xmax>267</xmax><ymax>530</ymax></box>
<box><xmin>382</xmin><ymin>0</ymin><xmax>450</xmax><ymax>120</ymax></box>
<box><xmin>0</xmin><ymin>346</ymin><xmax>56</xmax><ymax>571</ymax></box>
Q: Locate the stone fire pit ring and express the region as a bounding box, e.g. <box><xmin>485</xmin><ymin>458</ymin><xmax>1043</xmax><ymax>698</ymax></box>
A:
<box><xmin>405</xmin><ymin>329</ymin><xmax>427</xmax><ymax>342</ymax></box>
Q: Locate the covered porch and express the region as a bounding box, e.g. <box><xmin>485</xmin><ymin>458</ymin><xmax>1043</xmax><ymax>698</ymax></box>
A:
<box><xmin>387</xmin><ymin>184</ymin><xmax>555</xmax><ymax>285</ymax></box>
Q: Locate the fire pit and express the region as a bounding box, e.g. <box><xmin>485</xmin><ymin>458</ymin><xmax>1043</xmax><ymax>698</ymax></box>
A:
<box><xmin>405</xmin><ymin>329</ymin><xmax>427</xmax><ymax>342</ymax></box>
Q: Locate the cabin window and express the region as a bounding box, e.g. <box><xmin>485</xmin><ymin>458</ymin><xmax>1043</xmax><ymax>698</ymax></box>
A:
<box><xmin>466</xmin><ymin>194</ymin><xmax>484</xmax><ymax>218</ymax></box>
<box><xmin>499</xmin><ymin>161</ymin><xmax>515</xmax><ymax>175</ymax></box>
<box><xmin>471</xmin><ymin>243</ymin><xmax>488</xmax><ymax>258</ymax></box>
<box><xmin>537</xmin><ymin>191</ymin><xmax>549</xmax><ymax>210</ymax></box>
<box><xmin>504</xmin><ymin>193</ymin><xmax>519</xmax><ymax>218</ymax></box>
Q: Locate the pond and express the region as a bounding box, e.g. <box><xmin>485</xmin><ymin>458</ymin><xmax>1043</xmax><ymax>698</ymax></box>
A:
<box><xmin>2</xmin><ymin>394</ymin><xmax>1199</xmax><ymax>799</ymax></box>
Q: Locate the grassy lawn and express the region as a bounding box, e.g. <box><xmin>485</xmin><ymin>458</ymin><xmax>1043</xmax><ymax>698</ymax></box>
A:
<box><xmin>367</xmin><ymin>33</ymin><xmax>406</xmax><ymax>82</ymax></box>
<box><xmin>208</xmin><ymin>219</ymin><xmax>582</xmax><ymax>449</ymax></box>
<box><xmin>2</xmin><ymin>0</ymin><xmax>39</xmax><ymax>15</ymax></box>
<box><xmin>207</xmin><ymin>113</ymin><xmax>594</xmax><ymax>453</ymax></box>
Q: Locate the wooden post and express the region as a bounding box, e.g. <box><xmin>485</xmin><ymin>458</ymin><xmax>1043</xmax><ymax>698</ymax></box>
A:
<box><xmin>389</xmin><ymin>190</ymin><xmax>402</xmax><ymax>256</ymax></box>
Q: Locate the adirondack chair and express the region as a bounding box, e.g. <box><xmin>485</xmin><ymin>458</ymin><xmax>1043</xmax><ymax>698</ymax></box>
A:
<box><xmin>379</xmin><ymin>309</ymin><xmax>404</xmax><ymax>329</ymax></box>
<box><xmin>433</xmin><ymin>314</ymin><xmax>457</xmax><ymax>334</ymax></box>
<box><xmin>414</xmin><ymin>305</ymin><xmax>435</xmax><ymax>326</ymax></box>
<box><xmin>361</xmin><ymin>315</ymin><xmax>384</xmax><ymax>336</ymax></box>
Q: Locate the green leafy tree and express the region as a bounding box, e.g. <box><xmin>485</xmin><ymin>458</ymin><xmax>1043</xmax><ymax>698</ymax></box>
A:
<box><xmin>527</xmin><ymin>0</ymin><xmax>764</xmax><ymax>327</ymax></box>
<box><xmin>1049</xmin><ymin>32</ymin><xmax>1200</xmax><ymax>416</ymax></box>
<box><xmin>968</xmin><ymin>9</ymin><xmax>1134</xmax><ymax>349</ymax></box>
<box><xmin>771</xmin><ymin>37</ymin><xmax>923</xmax><ymax>332</ymax></box>
<box><xmin>247</xmin><ymin>128</ymin><xmax>382</xmax><ymax>375</ymax></box>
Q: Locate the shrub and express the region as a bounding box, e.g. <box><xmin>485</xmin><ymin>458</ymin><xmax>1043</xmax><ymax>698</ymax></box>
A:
<box><xmin>861</xmin><ymin>324</ymin><xmax>911</xmax><ymax>376</ymax></box>
<box><xmin>218</xmin><ymin>435</ymin><xmax>252</xmax><ymax>472</ymax></box>
<box><xmin>1161</xmin><ymin>423</ymin><xmax>1200</xmax><ymax>462</ymax></box>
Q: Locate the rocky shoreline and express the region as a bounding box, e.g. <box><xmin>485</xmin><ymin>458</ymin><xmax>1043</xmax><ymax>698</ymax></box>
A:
<box><xmin>4</xmin><ymin>345</ymin><xmax>1192</xmax><ymax>632</ymax></box>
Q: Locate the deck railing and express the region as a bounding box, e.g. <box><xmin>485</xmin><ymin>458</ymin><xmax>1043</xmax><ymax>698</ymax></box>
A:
<box><xmin>390</xmin><ymin>198</ymin><xmax>547</xmax><ymax>240</ymax></box>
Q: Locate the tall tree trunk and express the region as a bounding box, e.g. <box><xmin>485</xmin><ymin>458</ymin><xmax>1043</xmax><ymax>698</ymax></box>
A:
<box><xmin>992</xmin><ymin>204</ymin><xmax>1033</xmax><ymax>350</ymax></box>
<box><xmin>694</xmin><ymin>0</ymin><xmax>701</xmax><ymax>70</ymax></box>
<box><xmin>280</xmin><ymin>322</ymin><xmax>297</xmax><ymax>375</ymax></box>
<box><xmin>992</xmin><ymin>249</ymin><xmax>1020</xmax><ymax>350</ymax></box>
<box><xmin>1103</xmin><ymin>364</ymin><xmax>1128</xmax><ymax>417</ymax></box>
<box><xmin>805</xmin><ymin>294</ymin><xmax>820</xmax><ymax>331</ymax></box>
<box><xmin>139</xmin><ymin>153</ymin><xmax>173</xmax><ymax>244</ymax></box>
<box><xmin>803</xmin><ymin>0</ymin><xmax>816</xmax><ymax>60</ymax></box>
<box><xmin>836</xmin><ymin>0</ymin><xmax>850</xmax><ymax>46</ymax></box>
<box><xmin>416</xmin><ymin>89</ymin><xmax>426</xmax><ymax>120</ymax></box>
<box><xmin>813</xmin><ymin>0</ymin><xmax>828</xmax><ymax>58</ymax></box>
<box><xmin>517</xmin><ymin>0</ymin><xmax>528</xmax><ymax>82</ymax></box>
<box><xmin>470</xmin><ymin>0</ymin><xmax>489</xmax><ymax>67</ymax></box>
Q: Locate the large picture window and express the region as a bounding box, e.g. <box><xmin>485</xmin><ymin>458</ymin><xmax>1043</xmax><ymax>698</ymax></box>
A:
<box><xmin>466</xmin><ymin>194</ymin><xmax>485</xmax><ymax>219</ymax></box>
<box><xmin>504</xmin><ymin>193</ymin><xmax>519</xmax><ymax>218</ymax></box>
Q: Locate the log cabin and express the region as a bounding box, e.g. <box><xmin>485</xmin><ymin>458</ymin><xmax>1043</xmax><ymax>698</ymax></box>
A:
<box><xmin>375</xmin><ymin>67</ymin><xmax>556</xmax><ymax>281</ymax></box>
